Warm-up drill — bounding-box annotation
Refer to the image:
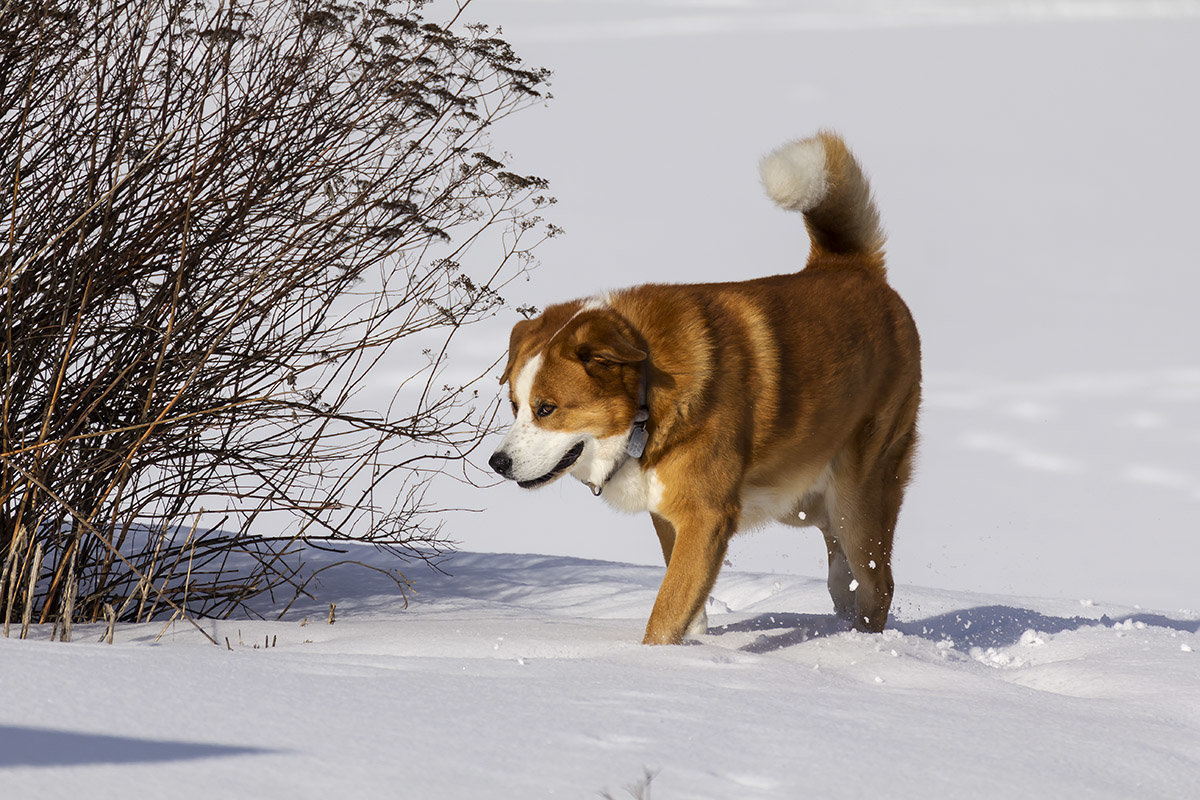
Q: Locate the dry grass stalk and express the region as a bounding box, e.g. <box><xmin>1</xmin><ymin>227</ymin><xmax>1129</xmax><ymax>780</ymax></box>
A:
<box><xmin>1</xmin><ymin>524</ymin><xmax>27</xmax><ymax>637</ymax></box>
<box><xmin>101</xmin><ymin>603</ymin><xmax>116</xmax><ymax>645</ymax></box>
<box><xmin>19</xmin><ymin>540</ymin><xmax>44</xmax><ymax>640</ymax></box>
<box><xmin>152</xmin><ymin>610</ymin><xmax>181</xmax><ymax>643</ymax></box>
<box><xmin>601</xmin><ymin>769</ymin><xmax>659</xmax><ymax>800</ymax></box>
<box><xmin>135</xmin><ymin>529</ymin><xmax>168</xmax><ymax>623</ymax></box>
<box><xmin>60</xmin><ymin>547</ymin><xmax>77</xmax><ymax>642</ymax></box>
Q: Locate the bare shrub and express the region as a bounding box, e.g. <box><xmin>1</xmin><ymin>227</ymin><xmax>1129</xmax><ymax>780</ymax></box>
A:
<box><xmin>0</xmin><ymin>0</ymin><xmax>555</xmax><ymax>633</ymax></box>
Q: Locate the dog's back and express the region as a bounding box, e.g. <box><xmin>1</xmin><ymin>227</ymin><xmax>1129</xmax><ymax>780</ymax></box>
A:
<box><xmin>611</xmin><ymin>131</ymin><xmax>919</xmax><ymax>520</ymax></box>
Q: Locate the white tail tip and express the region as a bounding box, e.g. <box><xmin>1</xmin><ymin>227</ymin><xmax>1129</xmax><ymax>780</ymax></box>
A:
<box><xmin>759</xmin><ymin>137</ymin><xmax>829</xmax><ymax>213</ymax></box>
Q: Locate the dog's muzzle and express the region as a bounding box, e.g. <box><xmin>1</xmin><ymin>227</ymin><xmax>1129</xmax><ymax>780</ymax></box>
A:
<box><xmin>490</xmin><ymin>441</ymin><xmax>585</xmax><ymax>489</ymax></box>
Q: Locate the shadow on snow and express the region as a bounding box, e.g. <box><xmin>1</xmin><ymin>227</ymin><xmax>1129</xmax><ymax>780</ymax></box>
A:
<box><xmin>710</xmin><ymin>606</ymin><xmax>1200</xmax><ymax>654</ymax></box>
<box><xmin>0</xmin><ymin>725</ymin><xmax>278</xmax><ymax>768</ymax></box>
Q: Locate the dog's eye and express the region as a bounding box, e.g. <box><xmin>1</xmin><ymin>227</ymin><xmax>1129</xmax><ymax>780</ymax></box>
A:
<box><xmin>536</xmin><ymin>402</ymin><xmax>556</xmax><ymax>418</ymax></box>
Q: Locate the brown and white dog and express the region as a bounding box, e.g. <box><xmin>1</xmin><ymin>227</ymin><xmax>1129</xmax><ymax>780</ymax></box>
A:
<box><xmin>489</xmin><ymin>131</ymin><xmax>921</xmax><ymax>644</ymax></box>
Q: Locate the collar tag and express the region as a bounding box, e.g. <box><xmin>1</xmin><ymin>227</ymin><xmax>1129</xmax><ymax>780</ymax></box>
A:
<box><xmin>625</xmin><ymin>411</ymin><xmax>649</xmax><ymax>459</ymax></box>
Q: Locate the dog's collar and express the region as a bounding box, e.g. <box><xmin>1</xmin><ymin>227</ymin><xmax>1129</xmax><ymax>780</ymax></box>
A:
<box><xmin>625</xmin><ymin>366</ymin><xmax>651</xmax><ymax>458</ymax></box>
<box><xmin>588</xmin><ymin>363</ymin><xmax>650</xmax><ymax>497</ymax></box>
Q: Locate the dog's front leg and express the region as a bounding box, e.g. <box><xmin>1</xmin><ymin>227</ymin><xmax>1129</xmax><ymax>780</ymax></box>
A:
<box><xmin>643</xmin><ymin>506</ymin><xmax>735</xmax><ymax>645</ymax></box>
<box><xmin>650</xmin><ymin>513</ymin><xmax>710</xmax><ymax>637</ymax></box>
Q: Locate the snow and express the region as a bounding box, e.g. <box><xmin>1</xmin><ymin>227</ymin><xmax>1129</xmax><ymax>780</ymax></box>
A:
<box><xmin>4</xmin><ymin>1</ymin><xmax>1200</xmax><ymax>797</ymax></box>
<box><xmin>2</xmin><ymin>548</ymin><xmax>1198</xmax><ymax>798</ymax></box>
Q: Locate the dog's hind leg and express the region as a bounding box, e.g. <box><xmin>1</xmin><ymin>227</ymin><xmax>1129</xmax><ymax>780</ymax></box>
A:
<box><xmin>822</xmin><ymin>528</ymin><xmax>858</xmax><ymax>623</ymax></box>
<box><xmin>824</xmin><ymin>481</ymin><xmax>894</xmax><ymax>632</ymax></box>
<box><xmin>826</xmin><ymin>417</ymin><xmax>918</xmax><ymax>632</ymax></box>
<box><xmin>650</xmin><ymin>513</ymin><xmax>709</xmax><ymax>637</ymax></box>
<box><xmin>786</xmin><ymin>495</ymin><xmax>857</xmax><ymax>623</ymax></box>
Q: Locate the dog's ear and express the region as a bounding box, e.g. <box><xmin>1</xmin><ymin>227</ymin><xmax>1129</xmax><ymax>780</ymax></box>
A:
<box><xmin>500</xmin><ymin>318</ymin><xmax>538</xmax><ymax>384</ymax></box>
<box><xmin>571</xmin><ymin>314</ymin><xmax>646</xmax><ymax>367</ymax></box>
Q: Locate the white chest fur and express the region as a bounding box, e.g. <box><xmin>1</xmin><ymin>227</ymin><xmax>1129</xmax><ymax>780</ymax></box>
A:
<box><xmin>588</xmin><ymin>460</ymin><xmax>663</xmax><ymax>514</ymax></box>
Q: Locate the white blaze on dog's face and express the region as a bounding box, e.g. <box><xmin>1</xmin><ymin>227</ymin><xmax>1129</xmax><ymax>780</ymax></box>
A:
<box><xmin>499</xmin><ymin>352</ymin><xmax>585</xmax><ymax>488</ymax></box>
<box><xmin>490</xmin><ymin>305</ymin><xmax>646</xmax><ymax>490</ymax></box>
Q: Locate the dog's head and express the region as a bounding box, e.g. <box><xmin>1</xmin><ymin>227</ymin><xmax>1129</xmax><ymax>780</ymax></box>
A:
<box><xmin>489</xmin><ymin>302</ymin><xmax>646</xmax><ymax>490</ymax></box>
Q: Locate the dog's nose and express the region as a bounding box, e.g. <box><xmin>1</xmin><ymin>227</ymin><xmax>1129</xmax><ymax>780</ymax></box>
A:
<box><xmin>489</xmin><ymin>451</ymin><xmax>513</xmax><ymax>478</ymax></box>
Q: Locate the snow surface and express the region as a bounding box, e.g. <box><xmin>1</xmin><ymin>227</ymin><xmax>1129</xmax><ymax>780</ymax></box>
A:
<box><xmin>3</xmin><ymin>548</ymin><xmax>1198</xmax><ymax>798</ymax></box>
<box><xmin>4</xmin><ymin>1</ymin><xmax>1200</xmax><ymax>797</ymax></box>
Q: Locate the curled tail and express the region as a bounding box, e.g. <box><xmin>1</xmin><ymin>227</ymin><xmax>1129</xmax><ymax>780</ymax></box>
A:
<box><xmin>759</xmin><ymin>131</ymin><xmax>886</xmax><ymax>276</ymax></box>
